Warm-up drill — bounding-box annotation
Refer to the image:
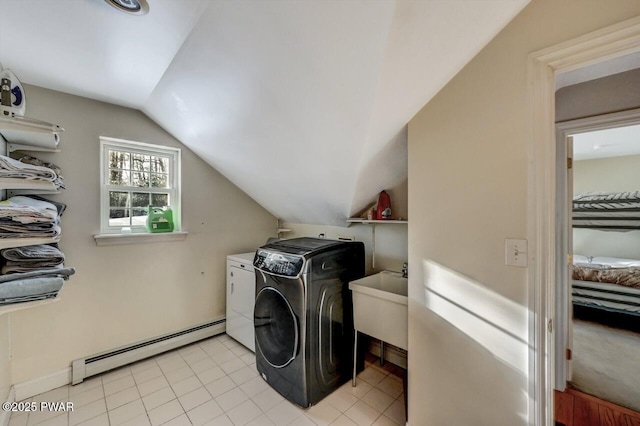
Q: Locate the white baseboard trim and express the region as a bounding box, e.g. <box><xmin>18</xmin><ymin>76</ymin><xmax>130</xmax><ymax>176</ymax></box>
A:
<box><xmin>0</xmin><ymin>386</ymin><xmax>15</xmax><ymax>426</ymax></box>
<box><xmin>13</xmin><ymin>368</ymin><xmax>71</xmax><ymax>402</ymax></box>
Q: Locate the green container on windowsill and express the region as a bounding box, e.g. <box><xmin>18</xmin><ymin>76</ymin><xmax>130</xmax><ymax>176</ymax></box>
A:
<box><xmin>146</xmin><ymin>206</ymin><xmax>174</xmax><ymax>233</ymax></box>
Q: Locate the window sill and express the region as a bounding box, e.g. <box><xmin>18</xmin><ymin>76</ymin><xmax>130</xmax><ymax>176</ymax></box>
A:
<box><xmin>94</xmin><ymin>231</ymin><xmax>188</xmax><ymax>246</ymax></box>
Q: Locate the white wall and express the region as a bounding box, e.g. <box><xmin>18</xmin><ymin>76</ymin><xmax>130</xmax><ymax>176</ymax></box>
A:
<box><xmin>8</xmin><ymin>85</ymin><xmax>276</xmax><ymax>384</ymax></box>
<box><xmin>0</xmin><ymin>316</ymin><xmax>10</xmax><ymax>406</ymax></box>
<box><xmin>281</xmin><ymin>222</ymin><xmax>408</xmax><ymax>275</ymax></box>
<box><xmin>556</xmin><ymin>67</ymin><xmax>640</xmax><ymax>122</ymax></box>
<box><xmin>0</xmin><ymin>137</ymin><xmax>10</xmax><ymax>411</ymax></box>
<box><xmin>574</xmin><ymin>155</ymin><xmax>640</xmax><ymax>259</ymax></box>
<box><xmin>407</xmin><ymin>0</ymin><xmax>640</xmax><ymax>424</ymax></box>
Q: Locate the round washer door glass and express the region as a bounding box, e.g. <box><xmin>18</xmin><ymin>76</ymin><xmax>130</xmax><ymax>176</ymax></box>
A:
<box><xmin>254</xmin><ymin>287</ymin><xmax>298</xmax><ymax>368</ymax></box>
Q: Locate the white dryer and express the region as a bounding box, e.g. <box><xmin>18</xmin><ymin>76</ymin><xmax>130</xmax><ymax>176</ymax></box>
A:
<box><xmin>226</xmin><ymin>252</ymin><xmax>256</xmax><ymax>351</ymax></box>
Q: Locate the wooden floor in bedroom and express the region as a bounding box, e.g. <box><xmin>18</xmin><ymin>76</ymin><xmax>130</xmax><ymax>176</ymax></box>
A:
<box><xmin>555</xmin><ymin>388</ymin><xmax>640</xmax><ymax>426</ymax></box>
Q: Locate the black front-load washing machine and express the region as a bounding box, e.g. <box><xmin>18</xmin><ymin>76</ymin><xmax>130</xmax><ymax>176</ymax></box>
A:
<box><xmin>252</xmin><ymin>237</ymin><xmax>364</xmax><ymax>408</ymax></box>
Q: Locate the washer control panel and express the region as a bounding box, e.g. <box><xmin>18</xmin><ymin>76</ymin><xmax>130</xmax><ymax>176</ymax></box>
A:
<box><xmin>254</xmin><ymin>249</ymin><xmax>304</xmax><ymax>277</ymax></box>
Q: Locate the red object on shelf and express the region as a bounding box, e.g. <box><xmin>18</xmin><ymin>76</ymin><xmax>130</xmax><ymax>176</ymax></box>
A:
<box><xmin>375</xmin><ymin>191</ymin><xmax>391</xmax><ymax>220</ymax></box>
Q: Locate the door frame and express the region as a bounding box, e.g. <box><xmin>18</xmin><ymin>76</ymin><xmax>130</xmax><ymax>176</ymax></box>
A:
<box><xmin>554</xmin><ymin>108</ymin><xmax>640</xmax><ymax>390</ymax></box>
<box><xmin>527</xmin><ymin>15</ymin><xmax>640</xmax><ymax>426</ymax></box>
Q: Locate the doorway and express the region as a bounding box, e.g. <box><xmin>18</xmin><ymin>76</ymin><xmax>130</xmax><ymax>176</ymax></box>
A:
<box><xmin>557</xmin><ymin>121</ymin><xmax>640</xmax><ymax>412</ymax></box>
<box><xmin>527</xmin><ymin>16</ymin><xmax>640</xmax><ymax>425</ymax></box>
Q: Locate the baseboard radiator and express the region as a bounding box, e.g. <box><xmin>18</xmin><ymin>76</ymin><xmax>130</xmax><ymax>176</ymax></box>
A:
<box><xmin>72</xmin><ymin>318</ymin><xmax>226</xmax><ymax>385</ymax></box>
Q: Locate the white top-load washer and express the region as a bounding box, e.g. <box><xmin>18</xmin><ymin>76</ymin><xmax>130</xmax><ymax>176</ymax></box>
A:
<box><xmin>226</xmin><ymin>252</ymin><xmax>256</xmax><ymax>351</ymax></box>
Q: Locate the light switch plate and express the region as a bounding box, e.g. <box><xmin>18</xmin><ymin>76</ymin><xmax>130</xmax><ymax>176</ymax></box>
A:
<box><xmin>505</xmin><ymin>238</ymin><xmax>528</xmax><ymax>267</ymax></box>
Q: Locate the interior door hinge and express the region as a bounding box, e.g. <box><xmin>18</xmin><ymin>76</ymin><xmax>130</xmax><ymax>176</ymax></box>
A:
<box><xmin>566</xmin><ymin>348</ymin><xmax>572</xmax><ymax>360</ymax></box>
<box><xmin>548</xmin><ymin>319</ymin><xmax>553</xmax><ymax>333</ymax></box>
<box><xmin>567</xmin><ymin>158</ymin><xmax>573</xmax><ymax>169</ymax></box>
<box><xmin>568</xmin><ymin>254</ymin><xmax>573</xmax><ymax>265</ymax></box>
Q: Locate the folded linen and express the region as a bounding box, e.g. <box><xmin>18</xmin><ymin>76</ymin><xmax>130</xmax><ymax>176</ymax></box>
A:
<box><xmin>0</xmin><ymin>293</ymin><xmax>58</xmax><ymax>304</ymax></box>
<box><xmin>0</xmin><ymin>221</ymin><xmax>60</xmax><ymax>239</ymax></box>
<box><xmin>0</xmin><ymin>196</ymin><xmax>58</xmax><ymax>224</ymax></box>
<box><xmin>0</xmin><ymin>267</ymin><xmax>75</xmax><ymax>283</ymax></box>
<box><xmin>18</xmin><ymin>155</ymin><xmax>65</xmax><ymax>190</ymax></box>
<box><xmin>1</xmin><ymin>244</ymin><xmax>65</xmax><ymax>274</ymax></box>
<box><xmin>2</xmin><ymin>264</ymin><xmax>62</xmax><ymax>274</ymax></box>
<box><xmin>25</xmin><ymin>196</ymin><xmax>66</xmax><ymax>217</ymax></box>
<box><xmin>0</xmin><ymin>276</ymin><xmax>63</xmax><ymax>305</ymax></box>
<box><xmin>0</xmin><ymin>154</ymin><xmax>57</xmax><ymax>181</ymax></box>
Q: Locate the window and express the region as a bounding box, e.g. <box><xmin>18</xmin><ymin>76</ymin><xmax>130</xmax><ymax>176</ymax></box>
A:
<box><xmin>100</xmin><ymin>137</ymin><xmax>181</xmax><ymax>233</ymax></box>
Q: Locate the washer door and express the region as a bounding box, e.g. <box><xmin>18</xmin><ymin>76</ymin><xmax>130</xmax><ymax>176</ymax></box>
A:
<box><xmin>254</xmin><ymin>287</ymin><xmax>299</xmax><ymax>368</ymax></box>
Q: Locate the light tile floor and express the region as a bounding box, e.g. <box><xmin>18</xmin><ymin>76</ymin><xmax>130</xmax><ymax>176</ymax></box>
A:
<box><xmin>9</xmin><ymin>334</ymin><xmax>406</xmax><ymax>426</ymax></box>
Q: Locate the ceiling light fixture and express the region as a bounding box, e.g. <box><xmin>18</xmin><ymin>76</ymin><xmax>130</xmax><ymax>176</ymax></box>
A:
<box><xmin>104</xmin><ymin>0</ymin><xmax>149</xmax><ymax>15</ymax></box>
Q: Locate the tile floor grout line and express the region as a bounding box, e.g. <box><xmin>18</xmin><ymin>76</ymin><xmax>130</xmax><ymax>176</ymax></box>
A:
<box><xmin>10</xmin><ymin>335</ymin><xmax>406</xmax><ymax>426</ymax></box>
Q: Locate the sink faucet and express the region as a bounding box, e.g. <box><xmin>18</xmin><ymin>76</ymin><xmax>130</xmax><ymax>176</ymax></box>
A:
<box><xmin>402</xmin><ymin>262</ymin><xmax>408</xmax><ymax>278</ymax></box>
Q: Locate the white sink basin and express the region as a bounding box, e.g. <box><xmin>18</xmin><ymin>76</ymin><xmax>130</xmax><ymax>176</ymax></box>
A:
<box><xmin>349</xmin><ymin>271</ymin><xmax>408</xmax><ymax>350</ymax></box>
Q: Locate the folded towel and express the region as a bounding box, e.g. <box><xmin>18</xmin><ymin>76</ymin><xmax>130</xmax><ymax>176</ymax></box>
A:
<box><xmin>17</xmin><ymin>155</ymin><xmax>62</xmax><ymax>177</ymax></box>
<box><xmin>0</xmin><ymin>267</ymin><xmax>75</xmax><ymax>283</ymax></box>
<box><xmin>0</xmin><ymin>293</ymin><xmax>59</xmax><ymax>304</ymax></box>
<box><xmin>17</xmin><ymin>155</ymin><xmax>65</xmax><ymax>190</ymax></box>
<box><xmin>1</xmin><ymin>244</ymin><xmax>65</xmax><ymax>274</ymax></box>
<box><xmin>0</xmin><ymin>155</ymin><xmax>57</xmax><ymax>181</ymax></box>
<box><xmin>2</xmin><ymin>264</ymin><xmax>63</xmax><ymax>274</ymax></box>
<box><xmin>0</xmin><ymin>196</ymin><xmax>58</xmax><ymax>224</ymax></box>
<box><xmin>0</xmin><ymin>221</ymin><xmax>60</xmax><ymax>239</ymax></box>
<box><xmin>25</xmin><ymin>196</ymin><xmax>66</xmax><ymax>217</ymax></box>
<box><xmin>0</xmin><ymin>276</ymin><xmax>63</xmax><ymax>304</ymax></box>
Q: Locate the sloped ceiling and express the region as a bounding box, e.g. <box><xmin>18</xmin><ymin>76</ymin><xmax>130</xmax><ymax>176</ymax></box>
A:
<box><xmin>0</xmin><ymin>0</ymin><xmax>529</xmax><ymax>226</ymax></box>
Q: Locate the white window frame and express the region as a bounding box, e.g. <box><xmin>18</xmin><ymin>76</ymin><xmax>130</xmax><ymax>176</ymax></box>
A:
<box><xmin>100</xmin><ymin>136</ymin><xmax>181</xmax><ymax>234</ymax></box>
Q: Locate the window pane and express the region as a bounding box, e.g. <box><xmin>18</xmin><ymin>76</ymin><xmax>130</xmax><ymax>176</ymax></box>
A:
<box><xmin>132</xmin><ymin>172</ymin><xmax>149</xmax><ymax>187</ymax></box>
<box><xmin>131</xmin><ymin>192</ymin><xmax>150</xmax><ymax>208</ymax></box>
<box><xmin>109</xmin><ymin>170</ymin><xmax>130</xmax><ymax>186</ymax></box>
<box><xmin>102</xmin><ymin>141</ymin><xmax>180</xmax><ymax>233</ymax></box>
<box><xmin>131</xmin><ymin>208</ymin><xmax>147</xmax><ymax>226</ymax></box>
<box><xmin>109</xmin><ymin>208</ymin><xmax>130</xmax><ymax>227</ymax></box>
<box><xmin>131</xmin><ymin>154</ymin><xmax>150</xmax><ymax>172</ymax></box>
<box><xmin>150</xmin><ymin>173</ymin><xmax>167</xmax><ymax>188</ymax></box>
<box><xmin>109</xmin><ymin>191</ymin><xmax>130</xmax><ymax>208</ymax></box>
<box><xmin>150</xmin><ymin>156</ymin><xmax>169</xmax><ymax>173</ymax></box>
<box><xmin>109</xmin><ymin>150</ymin><xmax>130</xmax><ymax>170</ymax></box>
<box><xmin>151</xmin><ymin>193</ymin><xmax>169</xmax><ymax>207</ymax></box>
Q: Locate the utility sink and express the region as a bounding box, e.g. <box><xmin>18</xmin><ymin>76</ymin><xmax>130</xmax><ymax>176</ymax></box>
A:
<box><xmin>349</xmin><ymin>270</ymin><xmax>408</xmax><ymax>350</ymax></box>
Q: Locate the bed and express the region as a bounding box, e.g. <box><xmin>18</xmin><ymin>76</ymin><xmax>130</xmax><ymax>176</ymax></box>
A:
<box><xmin>571</xmin><ymin>191</ymin><xmax>640</xmax><ymax>315</ymax></box>
<box><xmin>572</xmin><ymin>255</ymin><xmax>640</xmax><ymax>316</ymax></box>
<box><xmin>573</xmin><ymin>191</ymin><xmax>640</xmax><ymax>231</ymax></box>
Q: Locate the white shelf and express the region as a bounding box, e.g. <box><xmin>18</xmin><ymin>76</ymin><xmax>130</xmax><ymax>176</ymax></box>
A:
<box><xmin>7</xmin><ymin>143</ymin><xmax>61</xmax><ymax>153</ymax></box>
<box><xmin>7</xmin><ymin>189</ymin><xmax>62</xmax><ymax>196</ymax></box>
<box><xmin>0</xmin><ymin>114</ymin><xmax>67</xmax><ymax>318</ymax></box>
<box><xmin>0</xmin><ymin>294</ymin><xmax>61</xmax><ymax>316</ymax></box>
<box><xmin>0</xmin><ymin>178</ymin><xmax>57</xmax><ymax>191</ymax></box>
<box><xmin>0</xmin><ymin>237</ymin><xmax>60</xmax><ymax>250</ymax></box>
<box><xmin>0</xmin><ymin>115</ymin><xmax>63</xmax><ymax>132</ymax></box>
<box><xmin>0</xmin><ymin>116</ymin><xmax>63</xmax><ymax>151</ymax></box>
<box><xmin>347</xmin><ymin>218</ymin><xmax>408</xmax><ymax>226</ymax></box>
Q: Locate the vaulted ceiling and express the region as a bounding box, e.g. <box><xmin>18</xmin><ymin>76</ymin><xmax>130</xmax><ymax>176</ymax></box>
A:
<box><xmin>0</xmin><ymin>0</ymin><xmax>529</xmax><ymax>226</ymax></box>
